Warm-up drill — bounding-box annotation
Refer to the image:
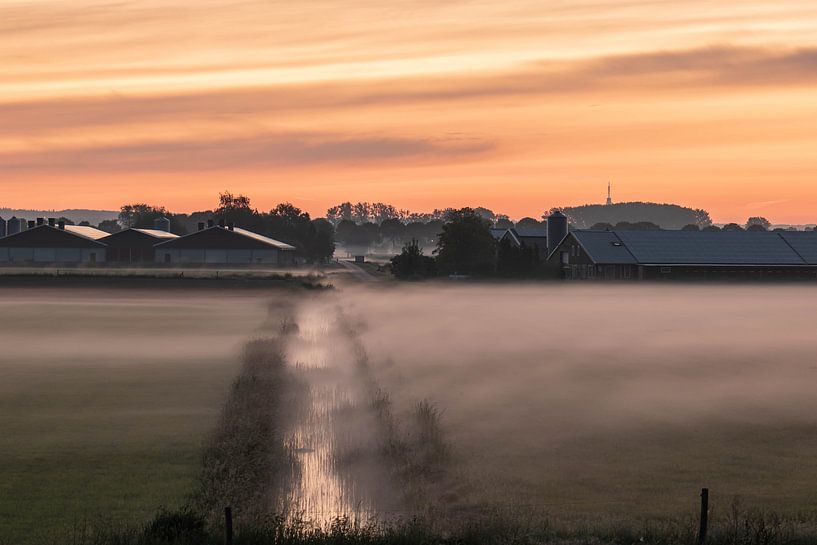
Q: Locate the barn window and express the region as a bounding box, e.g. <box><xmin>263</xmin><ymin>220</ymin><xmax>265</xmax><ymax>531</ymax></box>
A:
<box><xmin>660</xmin><ymin>266</ymin><xmax>672</xmax><ymax>274</ymax></box>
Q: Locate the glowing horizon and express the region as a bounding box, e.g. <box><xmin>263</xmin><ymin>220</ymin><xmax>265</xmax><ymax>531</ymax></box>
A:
<box><xmin>3</xmin><ymin>0</ymin><xmax>817</xmax><ymax>223</ymax></box>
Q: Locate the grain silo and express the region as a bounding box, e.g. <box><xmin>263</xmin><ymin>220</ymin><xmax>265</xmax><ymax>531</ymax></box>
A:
<box><xmin>546</xmin><ymin>210</ymin><xmax>568</xmax><ymax>257</ymax></box>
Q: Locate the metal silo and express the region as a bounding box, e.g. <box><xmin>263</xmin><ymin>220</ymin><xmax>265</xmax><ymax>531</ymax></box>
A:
<box><xmin>7</xmin><ymin>216</ymin><xmax>22</xmax><ymax>236</ymax></box>
<box><xmin>546</xmin><ymin>210</ymin><xmax>568</xmax><ymax>257</ymax></box>
<box><xmin>154</xmin><ymin>217</ymin><xmax>171</xmax><ymax>232</ymax></box>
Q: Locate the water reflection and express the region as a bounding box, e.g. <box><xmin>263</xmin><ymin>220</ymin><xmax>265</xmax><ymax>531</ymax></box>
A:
<box><xmin>282</xmin><ymin>304</ymin><xmax>382</xmax><ymax>526</ymax></box>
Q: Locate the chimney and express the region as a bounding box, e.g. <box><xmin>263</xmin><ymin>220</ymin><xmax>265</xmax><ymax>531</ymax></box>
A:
<box><xmin>218</xmin><ymin>219</ymin><xmax>226</xmax><ymax>228</ymax></box>
<box><xmin>48</xmin><ymin>218</ymin><xmax>56</xmax><ymax>227</ymax></box>
<box><xmin>27</xmin><ymin>220</ymin><xmax>36</xmax><ymax>229</ymax></box>
<box><xmin>36</xmin><ymin>217</ymin><xmax>45</xmax><ymax>226</ymax></box>
<box><xmin>228</xmin><ymin>222</ymin><xmax>235</xmax><ymax>231</ymax></box>
<box><xmin>207</xmin><ymin>219</ymin><xmax>215</xmax><ymax>228</ymax></box>
<box><xmin>198</xmin><ymin>222</ymin><xmax>205</xmax><ymax>231</ymax></box>
<box><xmin>58</xmin><ymin>221</ymin><xmax>66</xmax><ymax>230</ymax></box>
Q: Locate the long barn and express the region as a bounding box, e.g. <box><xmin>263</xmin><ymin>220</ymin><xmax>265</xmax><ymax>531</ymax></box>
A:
<box><xmin>154</xmin><ymin>223</ymin><xmax>295</xmax><ymax>265</ymax></box>
<box><xmin>549</xmin><ymin>230</ymin><xmax>817</xmax><ymax>280</ymax></box>
<box><xmin>0</xmin><ymin>220</ymin><xmax>108</xmax><ymax>264</ymax></box>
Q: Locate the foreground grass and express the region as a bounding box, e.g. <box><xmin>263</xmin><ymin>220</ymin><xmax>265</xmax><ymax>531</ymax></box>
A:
<box><xmin>0</xmin><ymin>289</ymin><xmax>274</xmax><ymax>545</ymax></box>
<box><xmin>50</xmin><ymin>504</ymin><xmax>817</xmax><ymax>545</ymax></box>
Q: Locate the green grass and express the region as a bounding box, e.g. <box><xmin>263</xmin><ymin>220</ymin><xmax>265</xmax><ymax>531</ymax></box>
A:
<box><xmin>0</xmin><ymin>288</ymin><xmax>276</xmax><ymax>545</ymax></box>
<box><xmin>0</xmin><ymin>361</ymin><xmax>237</xmax><ymax>544</ymax></box>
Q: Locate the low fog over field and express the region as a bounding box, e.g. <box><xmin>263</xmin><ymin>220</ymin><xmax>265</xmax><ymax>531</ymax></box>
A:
<box><xmin>0</xmin><ymin>288</ymin><xmax>272</xmax><ymax>542</ymax></box>
<box><xmin>6</xmin><ymin>283</ymin><xmax>817</xmax><ymax>543</ymax></box>
<box><xmin>337</xmin><ymin>284</ymin><xmax>817</xmax><ymax>519</ymax></box>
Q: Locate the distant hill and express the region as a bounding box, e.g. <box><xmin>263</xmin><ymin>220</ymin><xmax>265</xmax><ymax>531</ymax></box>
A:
<box><xmin>555</xmin><ymin>202</ymin><xmax>712</xmax><ymax>230</ymax></box>
<box><xmin>0</xmin><ymin>208</ymin><xmax>119</xmax><ymax>225</ymax></box>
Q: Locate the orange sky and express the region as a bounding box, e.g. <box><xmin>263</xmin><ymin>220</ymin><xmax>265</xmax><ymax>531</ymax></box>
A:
<box><xmin>2</xmin><ymin>0</ymin><xmax>817</xmax><ymax>223</ymax></box>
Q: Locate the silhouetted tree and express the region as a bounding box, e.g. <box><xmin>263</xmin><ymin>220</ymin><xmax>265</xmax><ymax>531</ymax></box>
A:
<box><xmin>722</xmin><ymin>223</ymin><xmax>744</xmax><ymax>231</ymax></box>
<box><xmin>390</xmin><ymin>239</ymin><xmax>436</xmax><ymax>279</ymax></box>
<box><xmin>703</xmin><ymin>225</ymin><xmax>721</xmax><ymax>232</ymax></box>
<box><xmin>496</xmin><ymin>237</ymin><xmax>539</xmax><ymax>277</ymax></box>
<box><xmin>494</xmin><ymin>217</ymin><xmax>514</xmax><ymax>229</ymax></box>
<box><xmin>307</xmin><ymin>219</ymin><xmax>336</xmax><ymax>262</ymax></box>
<box><xmin>435</xmin><ymin>208</ymin><xmax>496</xmax><ymax>275</ymax></box>
<box><xmin>681</xmin><ymin>224</ymin><xmax>700</xmax><ymax>231</ymax></box>
<box><xmin>590</xmin><ymin>222</ymin><xmax>614</xmax><ymax>230</ymax></box>
<box><xmin>746</xmin><ymin>216</ymin><xmax>771</xmax><ymax>230</ymax></box>
<box><xmin>746</xmin><ymin>224</ymin><xmax>768</xmax><ymax>232</ymax></box>
<box><xmin>614</xmin><ymin>221</ymin><xmax>661</xmax><ymax>230</ymax></box>
<box><xmin>215</xmin><ymin>191</ymin><xmax>258</xmax><ymax>229</ymax></box>
<box><xmin>97</xmin><ymin>219</ymin><xmax>120</xmax><ymax>233</ymax></box>
<box><xmin>380</xmin><ymin>218</ymin><xmax>406</xmax><ymax>248</ymax></box>
<box><xmin>516</xmin><ymin>217</ymin><xmax>542</xmax><ymax>230</ymax></box>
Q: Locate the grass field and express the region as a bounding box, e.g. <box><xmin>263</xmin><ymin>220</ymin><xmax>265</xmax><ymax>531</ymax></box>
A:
<box><xmin>345</xmin><ymin>284</ymin><xmax>817</xmax><ymax>522</ymax></box>
<box><xmin>0</xmin><ymin>288</ymin><xmax>271</xmax><ymax>544</ymax></box>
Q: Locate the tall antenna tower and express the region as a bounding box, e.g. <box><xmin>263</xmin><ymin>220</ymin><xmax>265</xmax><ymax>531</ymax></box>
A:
<box><xmin>606</xmin><ymin>182</ymin><xmax>613</xmax><ymax>206</ymax></box>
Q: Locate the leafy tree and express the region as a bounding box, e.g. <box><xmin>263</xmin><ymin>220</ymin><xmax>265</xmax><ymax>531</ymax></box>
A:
<box><xmin>551</xmin><ymin>202</ymin><xmax>712</xmax><ymax>229</ymax></box>
<box><xmin>380</xmin><ymin>218</ymin><xmax>406</xmax><ymax>248</ymax></box>
<box><xmin>516</xmin><ymin>217</ymin><xmax>542</xmax><ymax>230</ymax></box>
<box><xmin>722</xmin><ymin>223</ymin><xmax>744</xmax><ymax>231</ymax></box>
<box><xmin>58</xmin><ymin>217</ymin><xmax>76</xmax><ymax>226</ymax></box>
<box><xmin>118</xmin><ymin>204</ymin><xmax>187</xmax><ymax>234</ymax></box>
<box><xmin>215</xmin><ymin>191</ymin><xmax>257</xmax><ymax>229</ymax></box>
<box><xmin>334</xmin><ymin>220</ymin><xmax>358</xmax><ymax>245</ymax></box>
<box><xmin>703</xmin><ymin>225</ymin><xmax>721</xmax><ymax>232</ymax></box>
<box><xmin>494</xmin><ymin>217</ymin><xmax>514</xmax><ymax>229</ymax></box>
<box><xmin>496</xmin><ymin>237</ymin><xmax>539</xmax><ymax>277</ymax></box>
<box><xmin>614</xmin><ymin>221</ymin><xmax>661</xmax><ymax>230</ymax></box>
<box><xmin>307</xmin><ymin>219</ymin><xmax>336</xmax><ymax>262</ymax></box>
<box><xmin>435</xmin><ymin>208</ymin><xmax>496</xmax><ymax>275</ymax></box>
<box><xmin>590</xmin><ymin>222</ymin><xmax>614</xmax><ymax>230</ymax></box>
<box><xmin>97</xmin><ymin>219</ymin><xmax>121</xmax><ymax>233</ymax></box>
<box><xmin>326</xmin><ymin>202</ymin><xmax>354</xmax><ymax>224</ymax></box>
<box><xmin>681</xmin><ymin>224</ymin><xmax>700</xmax><ymax>231</ymax></box>
<box><xmin>423</xmin><ymin>220</ymin><xmax>444</xmax><ymax>244</ymax></box>
<box><xmin>119</xmin><ymin>204</ymin><xmax>167</xmax><ymax>228</ymax></box>
<box><xmin>473</xmin><ymin>207</ymin><xmax>497</xmax><ymax>223</ymax></box>
<box><xmin>746</xmin><ymin>224</ymin><xmax>768</xmax><ymax>231</ymax></box>
<box><xmin>746</xmin><ymin>216</ymin><xmax>771</xmax><ymax>230</ymax></box>
<box><xmin>390</xmin><ymin>239</ymin><xmax>436</xmax><ymax>279</ymax></box>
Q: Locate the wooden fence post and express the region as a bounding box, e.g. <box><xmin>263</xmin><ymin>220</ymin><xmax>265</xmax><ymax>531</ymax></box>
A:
<box><xmin>698</xmin><ymin>488</ymin><xmax>709</xmax><ymax>544</ymax></box>
<box><xmin>224</xmin><ymin>506</ymin><xmax>233</xmax><ymax>545</ymax></box>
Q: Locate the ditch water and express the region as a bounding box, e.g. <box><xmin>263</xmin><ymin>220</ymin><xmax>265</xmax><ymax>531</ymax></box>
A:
<box><xmin>281</xmin><ymin>302</ymin><xmax>395</xmax><ymax>526</ymax></box>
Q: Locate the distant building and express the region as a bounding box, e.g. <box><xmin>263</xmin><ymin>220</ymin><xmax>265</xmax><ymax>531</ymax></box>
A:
<box><xmin>154</xmin><ymin>222</ymin><xmax>295</xmax><ymax>265</ymax></box>
<box><xmin>0</xmin><ymin>219</ymin><xmax>108</xmax><ymax>264</ymax></box>
<box><xmin>549</xmin><ymin>229</ymin><xmax>817</xmax><ymax>280</ymax></box>
<box><xmin>101</xmin><ymin>220</ymin><xmax>179</xmax><ymax>263</ymax></box>
<box><xmin>606</xmin><ymin>182</ymin><xmax>613</xmax><ymax>206</ymax></box>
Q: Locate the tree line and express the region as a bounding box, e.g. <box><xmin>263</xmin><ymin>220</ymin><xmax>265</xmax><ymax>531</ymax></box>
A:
<box><xmin>105</xmin><ymin>193</ymin><xmax>335</xmax><ymax>262</ymax></box>
<box><xmin>391</xmin><ymin>208</ymin><xmax>547</xmax><ymax>280</ymax></box>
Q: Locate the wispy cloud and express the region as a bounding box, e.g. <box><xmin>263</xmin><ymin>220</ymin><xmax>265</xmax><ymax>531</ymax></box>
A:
<box><xmin>0</xmin><ymin>132</ymin><xmax>494</xmax><ymax>173</ymax></box>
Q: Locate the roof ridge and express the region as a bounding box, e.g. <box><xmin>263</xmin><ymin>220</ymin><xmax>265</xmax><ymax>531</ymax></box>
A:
<box><xmin>610</xmin><ymin>231</ymin><xmax>640</xmax><ymax>263</ymax></box>
<box><xmin>776</xmin><ymin>231</ymin><xmax>808</xmax><ymax>264</ymax></box>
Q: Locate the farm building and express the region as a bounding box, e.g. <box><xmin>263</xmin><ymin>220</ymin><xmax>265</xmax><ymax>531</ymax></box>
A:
<box><xmin>101</xmin><ymin>219</ymin><xmax>179</xmax><ymax>263</ymax></box>
<box><xmin>549</xmin><ymin>229</ymin><xmax>817</xmax><ymax>280</ymax></box>
<box><xmin>154</xmin><ymin>222</ymin><xmax>295</xmax><ymax>265</ymax></box>
<box><xmin>0</xmin><ymin>219</ymin><xmax>108</xmax><ymax>263</ymax></box>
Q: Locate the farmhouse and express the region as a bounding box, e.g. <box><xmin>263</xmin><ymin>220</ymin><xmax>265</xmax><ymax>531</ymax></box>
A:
<box><xmin>549</xmin><ymin>230</ymin><xmax>817</xmax><ymax>280</ymax></box>
<box><xmin>491</xmin><ymin>227</ymin><xmax>549</xmax><ymax>261</ymax></box>
<box><xmin>0</xmin><ymin>219</ymin><xmax>108</xmax><ymax>263</ymax></box>
<box><xmin>154</xmin><ymin>222</ymin><xmax>295</xmax><ymax>265</ymax></box>
<box><xmin>101</xmin><ymin>218</ymin><xmax>179</xmax><ymax>263</ymax></box>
